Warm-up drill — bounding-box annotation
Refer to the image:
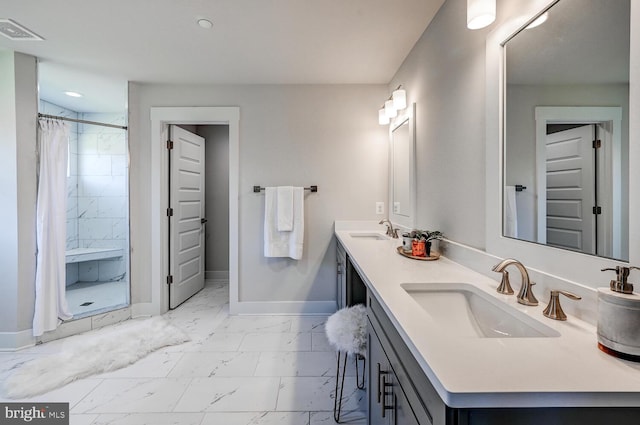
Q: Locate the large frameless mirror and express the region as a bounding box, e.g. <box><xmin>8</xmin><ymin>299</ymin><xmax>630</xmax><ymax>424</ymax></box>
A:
<box><xmin>503</xmin><ymin>0</ymin><xmax>630</xmax><ymax>261</ymax></box>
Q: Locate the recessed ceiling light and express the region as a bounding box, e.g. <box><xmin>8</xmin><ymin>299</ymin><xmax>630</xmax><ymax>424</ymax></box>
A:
<box><xmin>197</xmin><ymin>18</ymin><xmax>213</xmax><ymax>29</ymax></box>
<box><xmin>526</xmin><ymin>12</ymin><xmax>549</xmax><ymax>29</ymax></box>
<box><xmin>64</xmin><ymin>91</ymin><xmax>83</xmax><ymax>98</ymax></box>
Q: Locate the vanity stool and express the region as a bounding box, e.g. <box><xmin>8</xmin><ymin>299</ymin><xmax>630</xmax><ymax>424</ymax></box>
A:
<box><xmin>325</xmin><ymin>304</ymin><xmax>367</xmax><ymax>423</ymax></box>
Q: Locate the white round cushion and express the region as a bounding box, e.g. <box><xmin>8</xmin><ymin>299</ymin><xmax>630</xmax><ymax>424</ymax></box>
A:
<box><xmin>325</xmin><ymin>304</ymin><xmax>367</xmax><ymax>356</ymax></box>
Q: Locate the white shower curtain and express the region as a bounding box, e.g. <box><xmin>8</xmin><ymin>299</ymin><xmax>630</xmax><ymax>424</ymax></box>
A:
<box><xmin>33</xmin><ymin>119</ymin><xmax>73</xmax><ymax>337</ymax></box>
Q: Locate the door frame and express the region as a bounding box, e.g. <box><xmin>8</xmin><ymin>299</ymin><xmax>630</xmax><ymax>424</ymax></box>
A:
<box><xmin>535</xmin><ymin>106</ymin><xmax>622</xmax><ymax>256</ymax></box>
<box><xmin>150</xmin><ymin>107</ymin><xmax>239</xmax><ymax>315</ymax></box>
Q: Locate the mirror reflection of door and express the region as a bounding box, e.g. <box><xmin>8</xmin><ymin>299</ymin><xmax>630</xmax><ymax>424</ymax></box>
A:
<box><xmin>534</xmin><ymin>106</ymin><xmax>623</xmax><ymax>260</ymax></box>
<box><xmin>544</xmin><ymin>124</ymin><xmax>595</xmax><ymax>253</ymax></box>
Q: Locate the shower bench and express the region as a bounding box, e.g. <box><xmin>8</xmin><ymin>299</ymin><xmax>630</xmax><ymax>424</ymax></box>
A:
<box><xmin>65</xmin><ymin>247</ymin><xmax>124</xmax><ymax>264</ymax></box>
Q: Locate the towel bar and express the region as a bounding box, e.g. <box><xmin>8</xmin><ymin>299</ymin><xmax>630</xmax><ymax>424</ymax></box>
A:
<box><xmin>253</xmin><ymin>185</ymin><xmax>317</xmax><ymax>193</ymax></box>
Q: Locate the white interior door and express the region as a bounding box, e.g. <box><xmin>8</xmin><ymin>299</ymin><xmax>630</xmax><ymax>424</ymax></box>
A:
<box><xmin>545</xmin><ymin>125</ymin><xmax>595</xmax><ymax>254</ymax></box>
<box><xmin>169</xmin><ymin>125</ymin><xmax>206</xmax><ymax>309</ymax></box>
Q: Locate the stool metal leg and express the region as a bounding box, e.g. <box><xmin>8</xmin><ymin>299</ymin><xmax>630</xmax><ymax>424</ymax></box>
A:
<box><xmin>333</xmin><ymin>351</ymin><xmax>348</xmax><ymax>423</ymax></box>
<box><xmin>355</xmin><ymin>354</ymin><xmax>366</xmax><ymax>390</ymax></box>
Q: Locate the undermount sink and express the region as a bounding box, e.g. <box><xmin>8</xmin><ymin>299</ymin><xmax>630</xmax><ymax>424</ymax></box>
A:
<box><xmin>349</xmin><ymin>232</ymin><xmax>389</xmax><ymax>240</ymax></box>
<box><xmin>402</xmin><ymin>282</ymin><xmax>560</xmax><ymax>338</ymax></box>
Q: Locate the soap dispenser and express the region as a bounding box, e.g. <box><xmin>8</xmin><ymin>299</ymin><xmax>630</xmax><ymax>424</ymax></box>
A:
<box><xmin>597</xmin><ymin>266</ymin><xmax>640</xmax><ymax>360</ymax></box>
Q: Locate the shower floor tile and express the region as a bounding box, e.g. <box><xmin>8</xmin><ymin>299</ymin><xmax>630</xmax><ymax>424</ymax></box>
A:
<box><xmin>66</xmin><ymin>280</ymin><xmax>129</xmax><ymax>317</ymax></box>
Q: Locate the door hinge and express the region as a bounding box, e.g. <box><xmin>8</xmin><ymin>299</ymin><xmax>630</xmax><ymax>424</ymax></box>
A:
<box><xmin>167</xmin><ymin>207</ymin><xmax>173</xmax><ymax>217</ymax></box>
<box><xmin>593</xmin><ymin>206</ymin><xmax>602</xmax><ymax>215</ymax></box>
<box><xmin>593</xmin><ymin>139</ymin><xmax>602</xmax><ymax>149</ymax></box>
<box><xmin>166</xmin><ymin>275</ymin><xmax>173</xmax><ymax>285</ymax></box>
<box><xmin>166</xmin><ymin>140</ymin><xmax>174</xmax><ymax>150</ymax></box>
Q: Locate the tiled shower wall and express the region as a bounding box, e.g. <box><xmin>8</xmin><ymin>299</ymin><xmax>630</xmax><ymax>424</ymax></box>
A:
<box><xmin>40</xmin><ymin>101</ymin><xmax>129</xmax><ymax>286</ymax></box>
<box><xmin>75</xmin><ymin>112</ymin><xmax>128</xmax><ymax>284</ymax></box>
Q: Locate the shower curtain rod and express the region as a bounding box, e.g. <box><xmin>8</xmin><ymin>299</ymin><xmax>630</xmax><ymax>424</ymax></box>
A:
<box><xmin>38</xmin><ymin>113</ymin><xmax>128</xmax><ymax>130</ymax></box>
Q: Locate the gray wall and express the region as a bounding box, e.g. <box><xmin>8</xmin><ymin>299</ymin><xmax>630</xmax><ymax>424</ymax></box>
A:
<box><xmin>0</xmin><ymin>51</ymin><xmax>38</xmax><ymax>333</ymax></box>
<box><xmin>129</xmin><ymin>84</ymin><xmax>388</xmax><ymax>304</ymax></box>
<box><xmin>388</xmin><ymin>0</ymin><xmax>491</xmax><ymax>250</ymax></box>
<box><xmin>196</xmin><ymin>125</ymin><xmax>230</xmax><ymax>276</ymax></box>
<box><xmin>388</xmin><ymin>0</ymin><xmax>634</xmax><ymax>261</ymax></box>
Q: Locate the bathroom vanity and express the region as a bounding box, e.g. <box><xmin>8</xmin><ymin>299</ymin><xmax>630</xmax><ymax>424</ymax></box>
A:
<box><xmin>335</xmin><ymin>223</ymin><xmax>640</xmax><ymax>425</ymax></box>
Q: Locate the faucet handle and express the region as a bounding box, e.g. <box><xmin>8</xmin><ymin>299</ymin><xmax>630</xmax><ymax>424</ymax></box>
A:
<box><xmin>543</xmin><ymin>290</ymin><xmax>582</xmax><ymax>321</ymax></box>
<box><xmin>495</xmin><ymin>270</ymin><xmax>515</xmax><ymax>295</ymax></box>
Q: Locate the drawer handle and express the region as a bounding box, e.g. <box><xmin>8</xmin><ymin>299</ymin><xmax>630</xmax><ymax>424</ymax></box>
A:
<box><xmin>380</xmin><ymin>374</ymin><xmax>394</xmax><ymax>418</ymax></box>
<box><xmin>377</xmin><ymin>362</ymin><xmax>389</xmax><ymax>403</ymax></box>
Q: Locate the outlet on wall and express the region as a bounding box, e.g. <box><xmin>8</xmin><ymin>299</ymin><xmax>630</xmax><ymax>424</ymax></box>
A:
<box><xmin>376</xmin><ymin>202</ymin><xmax>384</xmax><ymax>215</ymax></box>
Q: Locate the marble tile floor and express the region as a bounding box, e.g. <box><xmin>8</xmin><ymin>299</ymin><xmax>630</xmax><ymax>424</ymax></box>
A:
<box><xmin>0</xmin><ymin>280</ymin><xmax>367</xmax><ymax>425</ymax></box>
<box><xmin>66</xmin><ymin>280</ymin><xmax>129</xmax><ymax>318</ymax></box>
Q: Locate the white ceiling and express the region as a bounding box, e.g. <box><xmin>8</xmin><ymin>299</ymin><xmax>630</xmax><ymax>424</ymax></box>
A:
<box><xmin>0</xmin><ymin>0</ymin><xmax>444</xmax><ymax>112</ymax></box>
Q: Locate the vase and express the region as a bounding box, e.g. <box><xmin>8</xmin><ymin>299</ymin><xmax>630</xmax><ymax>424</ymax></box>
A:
<box><xmin>411</xmin><ymin>240</ymin><xmax>426</xmax><ymax>257</ymax></box>
<box><xmin>402</xmin><ymin>235</ymin><xmax>414</xmax><ymax>253</ymax></box>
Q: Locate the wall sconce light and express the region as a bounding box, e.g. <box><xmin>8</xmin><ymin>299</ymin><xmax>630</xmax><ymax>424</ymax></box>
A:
<box><xmin>378</xmin><ymin>86</ymin><xmax>407</xmax><ymax>125</ymax></box>
<box><xmin>378</xmin><ymin>108</ymin><xmax>390</xmax><ymax>125</ymax></box>
<box><xmin>467</xmin><ymin>0</ymin><xmax>496</xmax><ymax>30</ymax></box>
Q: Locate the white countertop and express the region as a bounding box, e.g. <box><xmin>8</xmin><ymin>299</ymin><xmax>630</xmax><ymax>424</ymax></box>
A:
<box><xmin>335</xmin><ymin>222</ymin><xmax>640</xmax><ymax>408</ymax></box>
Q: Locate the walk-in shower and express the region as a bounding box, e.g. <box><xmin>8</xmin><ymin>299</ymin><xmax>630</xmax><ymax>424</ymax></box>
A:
<box><xmin>39</xmin><ymin>99</ymin><xmax>130</xmax><ymax>318</ymax></box>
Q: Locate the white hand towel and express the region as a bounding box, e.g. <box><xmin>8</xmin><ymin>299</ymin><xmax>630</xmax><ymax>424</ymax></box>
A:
<box><xmin>264</xmin><ymin>187</ymin><xmax>305</xmax><ymax>260</ymax></box>
<box><xmin>504</xmin><ymin>185</ymin><xmax>518</xmax><ymax>238</ymax></box>
<box><xmin>277</xmin><ymin>186</ymin><xmax>294</xmax><ymax>231</ymax></box>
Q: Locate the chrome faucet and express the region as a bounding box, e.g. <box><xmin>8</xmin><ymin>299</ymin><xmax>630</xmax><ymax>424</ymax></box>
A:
<box><xmin>492</xmin><ymin>258</ymin><xmax>538</xmax><ymax>306</ymax></box>
<box><xmin>379</xmin><ymin>219</ymin><xmax>399</xmax><ymax>239</ymax></box>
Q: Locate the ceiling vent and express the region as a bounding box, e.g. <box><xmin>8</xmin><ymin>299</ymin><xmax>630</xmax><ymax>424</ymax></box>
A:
<box><xmin>0</xmin><ymin>19</ymin><xmax>44</xmax><ymax>41</ymax></box>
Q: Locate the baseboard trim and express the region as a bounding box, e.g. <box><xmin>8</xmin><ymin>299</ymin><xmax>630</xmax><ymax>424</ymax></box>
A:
<box><xmin>0</xmin><ymin>329</ymin><xmax>36</xmax><ymax>352</ymax></box>
<box><xmin>233</xmin><ymin>301</ymin><xmax>337</xmax><ymax>315</ymax></box>
<box><xmin>205</xmin><ymin>271</ymin><xmax>229</xmax><ymax>281</ymax></box>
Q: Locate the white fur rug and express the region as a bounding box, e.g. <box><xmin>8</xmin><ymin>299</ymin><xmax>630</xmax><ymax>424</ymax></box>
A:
<box><xmin>3</xmin><ymin>316</ymin><xmax>189</xmax><ymax>399</ymax></box>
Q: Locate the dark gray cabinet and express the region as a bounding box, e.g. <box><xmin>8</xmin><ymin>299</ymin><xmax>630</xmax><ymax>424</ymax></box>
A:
<box><xmin>370</xmin><ymin>326</ymin><xmax>421</xmax><ymax>425</ymax></box>
<box><xmin>368</xmin><ymin>293</ymin><xmax>444</xmax><ymax>425</ymax></box>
